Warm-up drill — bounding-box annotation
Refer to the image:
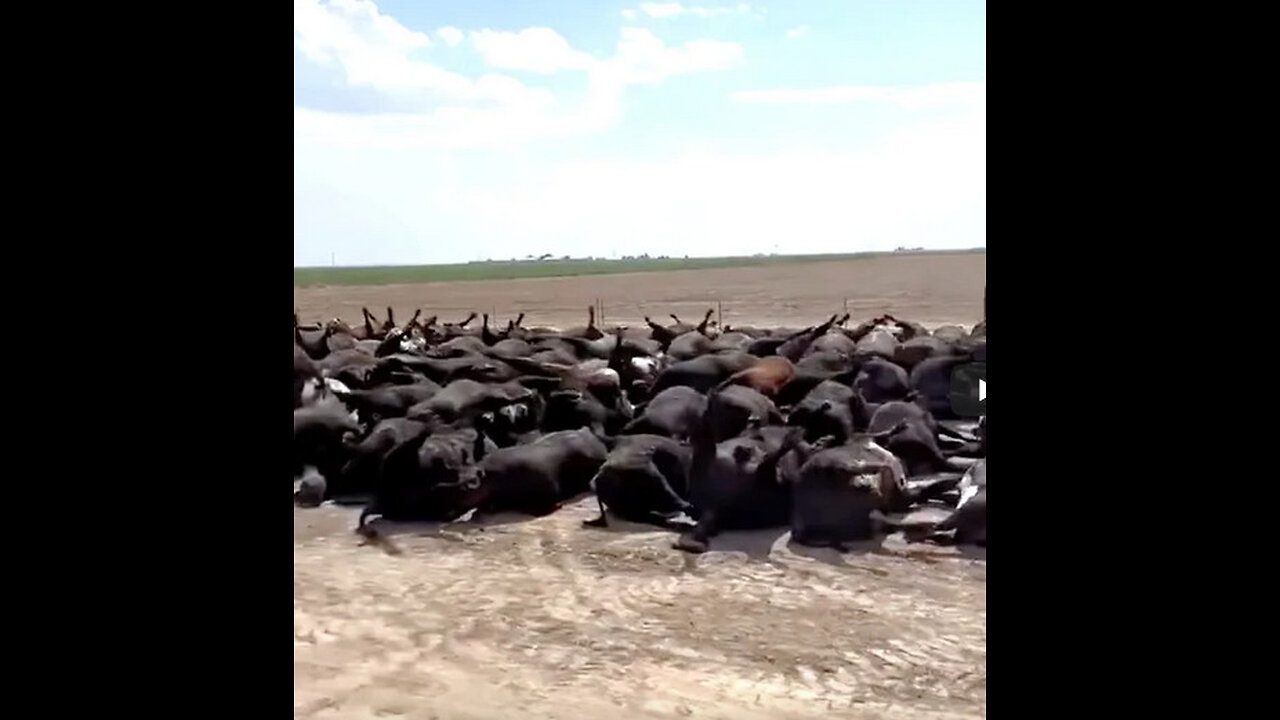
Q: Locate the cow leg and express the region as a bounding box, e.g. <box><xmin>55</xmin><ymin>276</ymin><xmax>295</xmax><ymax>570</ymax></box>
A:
<box><xmin>673</xmin><ymin>511</ymin><xmax>718</xmax><ymax>553</ymax></box>
<box><xmin>923</xmin><ymin>529</ymin><xmax>958</xmax><ymax>546</ymax></box>
<box><xmin>942</xmin><ymin>441</ymin><xmax>984</xmax><ymax>458</ymax></box>
<box><xmin>791</xmin><ymin>525</ymin><xmax>811</xmax><ymax>545</ymax></box>
<box><xmin>651</xmin><ymin>510</ymin><xmax>697</xmax><ymax>530</ymax></box>
<box><xmin>582</xmin><ymin>495</ymin><xmax>610</xmax><ymax>528</ymax></box>
<box><xmin>872</xmin><ymin>512</ymin><xmax>938</xmax><ymax>543</ymax></box>
<box><xmin>356</xmin><ymin>503</ymin><xmax>379</xmax><ymax>530</ymax></box>
<box><xmin>354</xmin><ymin>502</ymin><xmax>386</xmax><ymax>540</ymax></box>
<box><xmin>908</xmin><ymin>473</ymin><xmax>965</xmax><ymax>504</ymax></box>
<box><xmin>645</xmin><ymin>463</ymin><xmax>695</xmax><ymax>519</ymax></box>
<box><xmin>936</xmin><ymin>424</ymin><xmax>975</xmax><ymax>442</ymax></box>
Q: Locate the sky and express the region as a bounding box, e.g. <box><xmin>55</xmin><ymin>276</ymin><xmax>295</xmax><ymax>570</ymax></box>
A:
<box><xmin>294</xmin><ymin>0</ymin><xmax>986</xmax><ymax>267</ymax></box>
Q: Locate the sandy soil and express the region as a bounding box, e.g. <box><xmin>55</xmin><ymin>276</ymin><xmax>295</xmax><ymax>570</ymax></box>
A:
<box><xmin>294</xmin><ymin>253</ymin><xmax>987</xmax><ymax>719</ymax></box>
<box><xmin>293</xmin><ymin>252</ymin><xmax>986</xmax><ymax>331</ymax></box>
<box><xmin>295</xmin><ymin>501</ymin><xmax>986</xmax><ymax>720</ymax></box>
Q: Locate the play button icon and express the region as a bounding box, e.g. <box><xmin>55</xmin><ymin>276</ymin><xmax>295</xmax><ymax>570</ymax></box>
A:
<box><xmin>949</xmin><ymin>361</ymin><xmax>986</xmax><ymax>418</ymax></box>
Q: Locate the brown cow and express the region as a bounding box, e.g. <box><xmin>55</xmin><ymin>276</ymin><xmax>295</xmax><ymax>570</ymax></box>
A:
<box><xmin>714</xmin><ymin>356</ymin><xmax>796</xmax><ymax>397</ymax></box>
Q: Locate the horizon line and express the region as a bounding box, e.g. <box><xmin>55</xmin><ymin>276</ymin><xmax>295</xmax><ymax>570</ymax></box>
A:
<box><xmin>294</xmin><ymin>246</ymin><xmax>987</xmax><ymax>271</ymax></box>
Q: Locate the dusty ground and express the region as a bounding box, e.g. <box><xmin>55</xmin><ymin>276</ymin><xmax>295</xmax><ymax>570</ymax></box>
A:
<box><xmin>294</xmin><ymin>253</ymin><xmax>987</xmax><ymax>719</ymax></box>
<box><xmin>295</xmin><ymin>501</ymin><xmax>986</xmax><ymax>720</ymax></box>
<box><xmin>293</xmin><ymin>252</ymin><xmax>986</xmax><ymax>331</ymax></box>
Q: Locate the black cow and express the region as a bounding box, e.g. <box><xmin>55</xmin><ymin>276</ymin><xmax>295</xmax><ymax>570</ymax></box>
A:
<box><xmin>789</xmin><ymin>428</ymin><xmax>911</xmax><ymax>550</ymax></box>
<box><xmin>294</xmin><ymin>465</ymin><xmax>327</xmax><ymax>507</ymax></box>
<box><xmin>674</xmin><ymin>407</ymin><xmax>804</xmax><ymax>554</ymax></box>
<box><xmin>700</xmin><ymin>383</ymin><xmax>783</xmax><ymax>442</ymax></box>
<box><xmin>361</xmin><ymin>424</ymin><xmax>495</xmax><ymax>527</ymax></box>
<box><xmin>786</xmin><ymin>379</ymin><xmax>871</xmax><ymax>443</ymax></box>
<box><xmin>853</xmin><ymin>357</ymin><xmax>912</xmax><ymax>404</ymax></box>
<box><xmin>476</xmin><ymin>428</ymin><xmax>609</xmax><ymax>516</ymax></box>
<box><xmin>294</xmin><ymin>344</ymin><xmax>321</xmax><ymax>408</ymax></box>
<box><xmin>333</xmin><ymin>381</ymin><xmax>442</xmax><ymax>424</ymax></box>
<box><xmin>807</xmin><ymin>331</ymin><xmax>857</xmax><ymax>356</ymax></box>
<box><xmin>334</xmin><ymin>418</ymin><xmax>431</xmax><ymax>500</ymax></box>
<box><xmin>775</xmin><ymin>315</ymin><xmax>842</xmax><ymax>362</ymax></box>
<box><xmin>583</xmin><ymin>434</ymin><xmax>694</xmax><ymax>529</ymax></box>
<box><xmin>938</xmin><ymin>459</ymin><xmax>986</xmax><ymax>545</ymax></box>
<box><xmin>867</xmin><ymin>399</ymin><xmax>973</xmax><ymax>477</ymax></box>
<box><xmin>893</xmin><ymin>335</ymin><xmax>953</xmax><ymax>370</ymax></box>
<box><xmin>908</xmin><ymin>354</ymin><xmax>972</xmax><ymax>421</ymax></box>
<box><xmin>406</xmin><ymin>379</ymin><xmax>536</xmax><ymax>426</ymax></box>
<box><xmin>667</xmin><ymin>331</ymin><xmax>717</xmax><ymax>361</ymax></box>
<box><xmin>293</xmin><ymin>401</ymin><xmax>361</xmax><ymax>482</ymax></box>
<box><xmin>647</xmin><ymin>351</ymin><xmax>758</xmax><ymax>396</ymax></box>
<box><xmin>620</xmin><ymin>386</ymin><xmax>707</xmax><ymax>440</ymax></box>
<box><xmin>853</xmin><ymin>328</ymin><xmax>900</xmax><ymax>361</ymax></box>
<box><xmin>539</xmin><ymin>388</ymin><xmax>614</xmax><ymax>438</ymax></box>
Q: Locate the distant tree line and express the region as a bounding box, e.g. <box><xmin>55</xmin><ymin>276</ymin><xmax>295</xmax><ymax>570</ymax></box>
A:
<box><xmin>469</xmin><ymin>253</ymin><xmax>681</xmax><ymax>264</ymax></box>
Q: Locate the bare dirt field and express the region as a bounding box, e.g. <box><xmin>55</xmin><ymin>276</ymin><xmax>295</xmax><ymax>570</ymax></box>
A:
<box><xmin>293</xmin><ymin>252</ymin><xmax>986</xmax><ymax>331</ymax></box>
<box><xmin>294</xmin><ymin>252</ymin><xmax>987</xmax><ymax>719</ymax></box>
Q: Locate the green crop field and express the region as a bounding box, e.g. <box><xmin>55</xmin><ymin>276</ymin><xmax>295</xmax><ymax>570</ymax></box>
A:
<box><xmin>293</xmin><ymin>248</ymin><xmax>985</xmax><ymax>288</ymax></box>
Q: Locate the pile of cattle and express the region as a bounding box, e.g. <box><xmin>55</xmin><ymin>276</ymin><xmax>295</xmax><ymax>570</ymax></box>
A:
<box><xmin>294</xmin><ymin>305</ymin><xmax>987</xmax><ymax>553</ymax></box>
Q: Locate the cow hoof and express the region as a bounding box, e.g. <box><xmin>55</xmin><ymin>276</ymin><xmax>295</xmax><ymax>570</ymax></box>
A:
<box><xmin>661</xmin><ymin>514</ymin><xmax>698</xmax><ymax>531</ymax></box>
<box><xmin>582</xmin><ymin>516</ymin><xmax>609</xmax><ymax>529</ymax></box>
<box><xmin>673</xmin><ymin>535</ymin><xmax>709</xmax><ymax>554</ymax></box>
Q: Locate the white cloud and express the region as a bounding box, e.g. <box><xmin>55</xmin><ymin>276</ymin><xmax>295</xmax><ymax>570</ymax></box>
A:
<box><xmin>785</xmin><ymin>25</ymin><xmax>810</xmax><ymax>40</ymax></box>
<box><xmin>470</xmin><ymin>27</ymin><xmax>597</xmax><ymax>74</ymax></box>
<box><xmin>294</xmin><ymin>0</ymin><xmax>549</xmax><ymax>107</ymax></box>
<box><xmin>465</xmin><ymin>104</ymin><xmax>984</xmax><ymax>261</ymax></box>
<box><xmin>295</xmin><ymin>2</ymin><xmax>745</xmax><ymax>150</ymax></box>
<box><xmin>294</xmin><ymin>0</ymin><xmax>428</xmax><ymax>66</ymax></box>
<box><xmin>625</xmin><ymin>3</ymin><xmax>755</xmax><ymax>19</ymax></box>
<box><xmin>641</xmin><ymin>2</ymin><xmax>689</xmax><ymax>17</ymax></box>
<box><xmin>732</xmin><ymin>82</ymin><xmax>986</xmax><ymax>109</ymax></box>
<box><xmin>295</xmin><ymin>101</ymin><xmax>985</xmax><ymax>265</ymax></box>
<box><xmin>436</xmin><ymin>26</ymin><xmax>463</xmax><ymax>47</ymax></box>
<box><xmin>603</xmin><ymin>28</ymin><xmax>744</xmax><ymax>85</ymax></box>
<box><xmin>296</xmin><ymin>2</ymin><xmax>984</xmax><ymax>267</ymax></box>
